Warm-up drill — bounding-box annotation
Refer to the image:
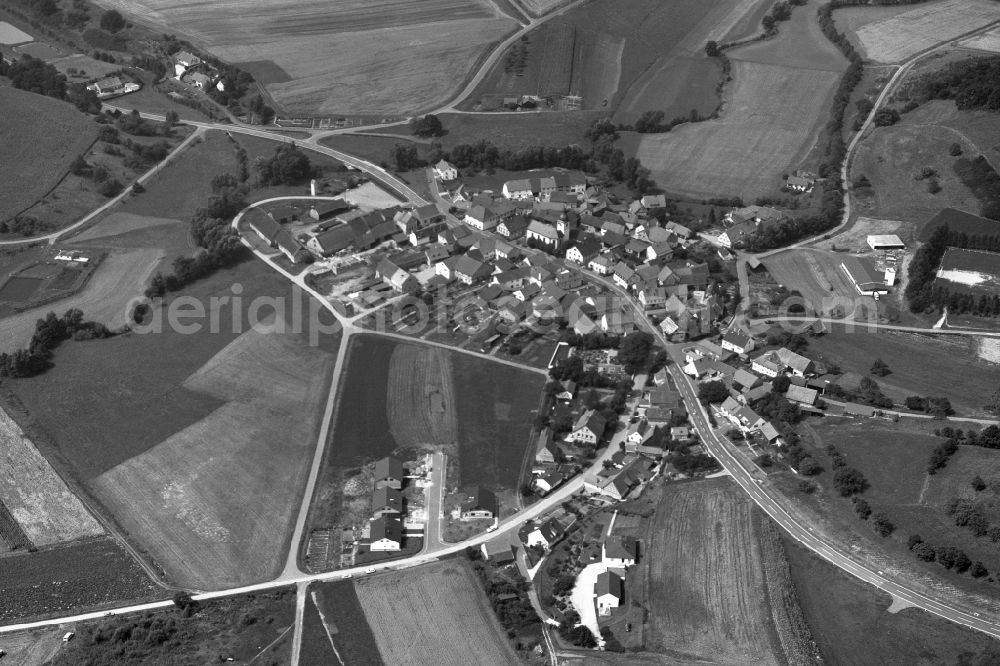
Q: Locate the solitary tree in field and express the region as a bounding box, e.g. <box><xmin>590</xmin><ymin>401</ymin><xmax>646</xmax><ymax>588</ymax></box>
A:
<box><xmin>705</xmin><ymin>40</ymin><xmax>719</xmax><ymax>57</ymax></box>
<box><xmin>410</xmin><ymin>114</ymin><xmax>444</xmax><ymax>138</ymax></box>
<box><xmin>100</xmin><ymin>9</ymin><xmax>126</xmax><ymax>33</ymax></box>
<box><xmin>972</xmin><ymin>475</ymin><xmax>986</xmax><ymax>492</ymax></box>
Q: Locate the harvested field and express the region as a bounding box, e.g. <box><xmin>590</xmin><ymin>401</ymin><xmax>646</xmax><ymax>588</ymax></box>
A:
<box><xmin>0</xmin><ymin>21</ymin><xmax>32</xmax><ymax>44</ymax></box>
<box><xmin>0</xmin><ymin>537</ymin><xmax>159</xmax><ymax>622</ymax></box>
<box><xmin>0</xmin><ymin>407</ymin><xmax>102</xmax><ymax>546</ymax></box>
<box><xmin>355</xmin><ymin>560</ymin><xmax>519</xmax><ymax>666</ymax></box>
<box><xmin>68</xmin><ymin>211</ymin><xmax>187</xmax><ymax>245</ymax></box>
<box><xmin>0</xmin><ymin>249</ymin><xmax>162</xmax><ymax>353</ymax></box>
<box><xmin>0</xmin><ymin>628</ymin><xmax>65</xmax><ymax>666</ymax></box>
<box><xmin>807</xmin><ymin>328</ymin><xmax>996</xmax><ymax>415</ymax></box>
<box><xmin>784</xmin><ymin>532</ymin><xmax>999</xmax><ymax>665</ymax></box>
<box><xmin>960</xmin><ymin>25</ymin><xmax>1000</xmax><ymax>53</ymax></box>
<box><xmin>643</xmin><ymin>479</ymin><xmax>796</xmax><ymax>664</ymax></box>
<box><xmin>387</xmin><ymin>343</ymin><xmax>457</xmax><ymax>450</ymax></box>
<box><xmin>0</xmin><ymin>86</ymin><xmax>97</xmax><ymax>223</ymax></box>
<box><xmin>99</xmin><ymin>0</ymin><xmax>516</xmax><ymax>115</ymax></box>
<box><xmin>763</xmin><ymin>249</ymin><xmax>864</xmax><ymax>314</ymax></box>
<box><xmin>90</xmin><ymin>321</ymin><xmax>335</xmax><ymax>589</ymax></box>
<box><xmin>849</xmin><ymin>0</ymin><xmax>1000</xmax><ymax>63</ymax></box>
<box><xmin>312</xmin><ymin>580</ymin><xmax>384</xmax><ymax>665</ymax></box>
<box><xmin>635</xmin><ymin>5</ymin><xmax>846</xmax><ymax>200</ymax></box>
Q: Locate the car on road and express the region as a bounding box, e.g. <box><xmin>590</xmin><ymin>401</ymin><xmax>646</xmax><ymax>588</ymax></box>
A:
<box><xmin>365</xmin><ymin>567</ymin><xmax>376</xmax><ymax>574</ymax></box>
<box><xmin>343</xmin><ymin>573</ymin><xmax>353</xmax><ymax>578</ymax></box>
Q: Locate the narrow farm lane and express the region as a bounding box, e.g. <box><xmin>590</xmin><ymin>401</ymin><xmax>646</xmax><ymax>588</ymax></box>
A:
<box><xmin>289</xmin><ymin>582</ymin><xmax>308</xmax><ymax>666</ymax></box>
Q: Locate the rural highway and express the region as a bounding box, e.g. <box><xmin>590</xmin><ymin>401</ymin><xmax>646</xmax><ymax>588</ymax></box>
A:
<box><xmin>666</xmin><ymin>356</ymin><xmax>1000</xmax><ymax>640</ymax></box>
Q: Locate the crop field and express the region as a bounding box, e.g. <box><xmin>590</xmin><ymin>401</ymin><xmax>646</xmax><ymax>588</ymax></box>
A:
<box><xmin>643</xmin><ymin>479</ymin><xmax>792</xmax><ymax>664</ymax></box>
<box><xmin>0</xmin><ymin>85</ymin><xmax>97</xmax><ymax>224</ymax></box>
<box><xmin>98</xmin><ymin>0</ymin><xmax>515</xmax><ymax>115</ymax></box>
<box><xmin>0</xmin><ymin>537</ymin><xmax>160</xmax><ymax>622</ymax></box>
<box><xmin>806</xmin><ymin>328</ymin><xmax>996</xmax><ymax>415</ymax></box>
<box><xmin>0</xmin><ymin>407</ymin><xmax>102</xmax><ymax>547</ymax></box>
<box><xmin>90</xmin><ymin>320</ymin><xmax>335</xmax><ymax>589</ymax></box>
<box><xmin>783</xmin><ymin>533</ymin><xmax>999</xmax><ymax>665</ymax></box>
<box><xmin>847</xmin><ymin>0</ymin><xmax>1000</xmax><ymax>63</ymax></box>
<box><xmin>763</xmin><ymin>249</ymin><xmax>863</xmax><ymax>313</ymax></box>
<box><xmin>634</xmin><ymin>6</ymin><xmax>846</xmax><ymax>200</ymax></box>
<box><xmin>517</xmin><ymin>0</ymin><xmax>565</xmax><ymax>17</ymax></box>
<box><xmin>452</xmin><ymin>352</ymin><xmax>543</xmax><ymax>488</ymax></box>
<box><xmin>355</xmin><ymin>560</ymin><xmax>518</xmax><ymax>666</ymax></box>
<box><xmin>0</xmin><ymin>249</ymin><xmax>163</xmax><ymax>354</ymax></box>
<box><xmin>387</xmin><ymin>343</ymin><xmax>457</xmax><ymax>450</ymax></box>
<box><xmin>311</xmin><ymin>580</ymin><xmax>384</xmax><ymax>665</ymax></box>
<box><xmin>0</xmin><ymin>628</ymin><xmax>65</xmax><ymax>665</ymax></box>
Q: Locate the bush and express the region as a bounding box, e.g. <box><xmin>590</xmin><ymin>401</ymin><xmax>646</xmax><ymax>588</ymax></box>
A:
<box><xmin>853</xmin><ymin>497</ymin><xmax>872</xmax><ymax>519</ymax></box>
<box><xmin>950</xmin><ymin>142</ymin><xmax>963</xmax><ymax>156</ymax></box>
<box><xmin>871</xmin><ymin>512</ymin><xmax>895</xmax><ymax>537</ymax></box>
<box><xmin>100</xmin><ymin>9</ymin><xmax>126</xmax><ymax>33</ymax></box>
<box><xmin>972</xmin><ymin>475</ymin><xmax>986</xmax><ymax>492</ymax></box>
<box><xmin>913</xmin><ymin>542</ymin><xmax>936</xmax><ymax>562</ymax></box>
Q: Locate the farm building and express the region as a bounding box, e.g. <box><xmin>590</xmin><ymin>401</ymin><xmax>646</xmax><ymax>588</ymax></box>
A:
<box><xmin>840</xmin><ymin>256</ymin><xmax>889</xmax><ymax>296</ymax></box>
<box><xmin>785</xmin><ymin>384</ymin><xmax>818</xmax><ymax>406</ymax></box>
<box><xmin>936</xmin><ymin>248</ymin><xmax>1000</xmax><ymax>289</ymax></box>
<box><xmin>571</xmin><ymin>409</ymin><xmax>607</xmax><ymax>444</ymax></box>
<box><xmin>369</xmin><ymin>515</ymin><xmax>402</xmax><ymax>551</ymax></box>
<box><xmin>786</xmin><ymin>175</ymin><xmax>813</xmax><ymax>192</ymax></box>
<box><xmin>374</xmin><ymin>456</ymin><xmax>403</xmax><ymax>490</ymax></box>
<box><xmin>535</xmin><ymin>428</ymin><xmax>564</xmax><ymax>464</ymax></box>
<box><xmin>309</xmin><ymin>199</ymin><xmax>351</xmax><ymax>221</ymax></box>
<box><xmin>596</xmin><ymin>570</ymin><xmax>624</xmax><ymax>615</ymax></box>
<box><xmin>461</xmin><ymin>486</ymin><xmax>497</xmax><ymax>521</ymax></box>
<box><xmin>481</xmin><ymin>540</ymin><xmax>516</xmax><ymax>564</ymax></box>
<box><xmin>602</xmin><ymin>536</ymin><xmax>638</xmax><ymax>568</ymax></box>
<box><xmin>866</xmin><ymin>234</ymin><xmax>905</xmax><ymax>251</ymax></box>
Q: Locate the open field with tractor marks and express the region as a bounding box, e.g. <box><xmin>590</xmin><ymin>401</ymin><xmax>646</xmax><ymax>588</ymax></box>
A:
<box><xmin>464</xmin><ymin>0</ymin><xmax>769</xmax><ymax>117</ymax></box>
<box><xmin>6</xmin><ymin>260</ymin><xmax>342</xmax><ymax>589</ymax></box>
<box><xmin>633</xmin><ymin>5</ymin><xmax>847</xmax><ymax>200</ymax></box>
<box><xmin>0</xmin><ymin>628</ymin><xmax>66</xmax><ymax>666</ymax></box>
<box><xmin>0</xmin><ymin>537</ymin><xmax>160</xmax><ymax>622</ymax></box>
<box><xmin>97</xmin><ymin>0</ymin><xmax>516</xmax><ymax>115</ymax></box>
<box><xmin>0</xmin><ymin>407</ymin><xmax>102</xmax><ymax>547</ymax></box>
<box><xmin>0</xmin><ymin>85</ymin><xmax>98</xmax><ymax>224</ymax></box>
<box><xmin>387</xmin><ymin>343</ymin><xmax>458</xmax><ymax>450</ymax></box>
<box><xmin>838</xmin><ymin>0</ymin><xmax>1000</xmax><ymax>63</ymax></box>
<box><xmin>90</xmin><ymin>319</ymin><xmax>336</xmax><ymax>590</ymax></box>
<box><xmin>806</xmin><ymin>329</ymin><xmax>997</xmax><ymax>416</ymax></box>
<box><xmin>783</xmin><ymin>532</ymin><xmax>1000</xmax><ymax>665</ymax></box>
<box><xmin>642</xmin><ymin>479</ymin><xmax>808</xmax><ymax>665</ymax></box>
<box><xmin>763</xmin><ymin>249</ymin><xmax>866</xmax><ymax>314</ymax></box>
<box><xmin>355</xmin><ymin>560</ymin><xmax>519</xmax><ymax>666</ymax></box>
<box><xmin>311</xmin><ymin>580</ymin><xmax>385</xmax><ymax>665</ymax></box>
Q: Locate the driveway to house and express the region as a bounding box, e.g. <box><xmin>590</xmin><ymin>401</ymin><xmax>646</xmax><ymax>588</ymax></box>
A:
<box><xmin>422</xmin><ymin>451</ymin><xmax>448</xmax><ymax>552</ymax></box>
<box><xmin>570</xmin><ymin>562</ymin><xmax>606</xmax><ymax>643</ymax></box>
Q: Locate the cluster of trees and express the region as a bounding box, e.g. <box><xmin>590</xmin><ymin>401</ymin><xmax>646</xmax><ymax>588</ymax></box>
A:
<box><xmin>560</xmin><ymin>330</ymin><xmax>621</xmax><ymax>350</ymax></box>
<box><xmin>617</xmin><ymin>332</ymin><xmax>653</xmax><ymax>374</ymax></box>
<box><xmin>697</xmin><ymin>380</ymin><xmax>729</xmax><ymax>404</ymax></box>
<box><xmin>761</xmin><ymin>0</ymin><xmax>805</xmax><ymax>31</ymax></box>
<box><xmin>70</xmin><ymin>155</ymin><xmax>124</xmax><ymax>198</ymax></box>
<box><xmin>907</xmin><ymin>534</ymin><xmax>986</xmax><ymax>578</ymax></box>
<box><xmin>873</xmin><ymin>108</ymin><xmax>901</xmax><ymax>127</ymax></box>
<box><xmin>254</xmin><ymin>143</ymin><xmax>313</xmax><ymax>186</ymax></box>
<box><xmin>954</xmin><ymin>155</ymin><xmax>1000</xmax><ymax>222</ymax></box>
<box><xmin>926</xmin><ymin>427</ymin><xmax>1000</xmax><ymax>472</ymax></box>
<box><xmin>145</xmin><ymin>174</ymin><xmax>247</xmax><ymax>299</ymax></box>
<box><xmin>0</xmin><ymin>309</ymin><xmax>112</xmax><ymax>378</ymax></box>
<box><xmin>752</xmin><ymin>391</ymin><xmax>801</xmax><ymax>425</ymax></box>
<box><xmin>852</xmin><ymin>498</ymin><xmax>895</xmax><ymax>536</ymax></box>
<box><xmin>905</xmin><ymin>225</ymin><xmax>953</xmax><ymax>314</ymax></box>
<box><xmin>621</xmin><ymin>108</ymin><xmax>707</xmax><ymax>134</ymax></box>
<box><xmin>911</xmin><ymin>56</ymin><xmax>1000</xmax><ymax>112</ymax></box>
<box><xmin>112</xmin><ymin>108</ymin><xmax>168</xmax><ymax>137</ymax></box>
<box><xmin>669</xmin><ymin>450</ymin><xmax>721</xmax><ymax>475</ymax></box>
<box><xmin>0</xmin><ymin>54</ymin><xmax>101</xmax><ymax>113</ymax></box>
<box><xmin>904</xmin><ymin>395</ymin><xmax>953</xmax><ymax>418</ymax></box>
<box><xmin>833</xmin><ymin>466</ymin><xmax>868</xmax><ymax>496</ymax></box>
<box><xmin>0</xmin><ymin>216</ymin><xmax>53</xmax><ymax>236</ymax></box>
<box><xmin>409</xmin><ymin>114</ymin><xmax>444</xmax><ymax>138</ymax></box>
<box><xmin>547</xmin><ymin>358</ymin><xmax>622</xmax><ymax>390</ymax></box>
<box><xmin>870</xmin><ymin>357</ymin><xmax>890</xmax><ymax>376</ymax></box>
<box><xmin>468</xmin><ymin>559</ymin><xmax>541</xmax><ymax>651</ymax></box>
<box><xmin>825</xmin><ymin>376</ymin><xmax>893</xmax><ymax>408</ymax></box>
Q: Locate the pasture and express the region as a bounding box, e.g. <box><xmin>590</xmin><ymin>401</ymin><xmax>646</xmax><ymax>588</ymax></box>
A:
<box><xmin>355</xmin><ymin>560</ymin><xmax>519</xmax><ymax>666</ymax></box>
<box><xmin>643</xmin><ymin>479</ymin><xmax>794</xmax><ymax>664</ymax></box>
<box><xmin>90</xmin><ymin>318</ymin><xmax>336</xmax><ymax>589</ymax></box>
<box><xmin>846</xmin><ymin>0</ymin><xmax>1000</xmax><ymax>63</ymax></box>
<box><xmin>634</xmin><ymin>6</ymin><xmax>846</xmax><ymax>200</ymax></box>
<box><xmin>806</xmin><ymin>328</ymin><xmax>996</xmax><ymax>415</ymax></box>
<box><xmin>784</xmin><ymin>533</ymin><xmax>999</xmax><ymax>665</ymax></box>
<box><xmin>99</xmin><ymin>0</ymin><xmax>516</xmax><ymax>115</ymax></box>
<box><xmin>0</xmin><ymin>407</ymin><xmax>103</xmax><ymax>547</ymax></box>
<box><xmin>0</xmin><ymin>249</ymin><xmax>162</xmax><ymax>353</ymax></box>
<box><xmin>0</xmin><ymin>86</ymin><xmax>98</xmax><ymax>224</ymax></box>
<box><xmin>311</xmin><ymin>580</ymin><xmax>384</xmax><ymax>665</ymax></box>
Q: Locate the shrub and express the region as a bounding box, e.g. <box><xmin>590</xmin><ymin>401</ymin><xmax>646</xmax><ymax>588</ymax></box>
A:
<box><xmin>950</xmin><ymin>142</ymin><xmax>963</xmax><ymax>156</ymax></box>
<box><xmin>853</xmin><ymin>497</ymin><xmax>872</xmax><ymax>519</ymax></box>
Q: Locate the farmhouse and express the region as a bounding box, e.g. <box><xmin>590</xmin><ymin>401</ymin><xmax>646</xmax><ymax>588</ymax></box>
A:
<box><xmin>721</xmin><ymin>331</ymin><xmax>754</xmax><ymax>355</ymax></box>
<box><xmin>718</xmin><ymin>221</ymin><xmax>757</xmax><ymax>249</ymax></box>
<box><xmin>376</xmin><ymin>258</ymin><xmax>419</xmax><ymax>293</ymax></box>
<box><xmin>433</xmin><ymin>160</ymin><xmax>458</xmax><ymax>181</ymax></box>
<box><xmin>751</xmin><ymin>351</ymin><xmax>783</xmax><ymax>378</ymax></box>
<box><xmin>310</xmin><ymin>199</ymin><xmax>350</xmax><ymax>221</ymax></box>
<box><xmin>454</xmin><ymin>255</ymin><xmax>492</xmax><ymax>285</ymax></box>
<box><xmin>595</xmin><ymin>570</ymin><xmax>623</xmax><ymax>615</ymax></box>
<box><xmin>374</xmin><ymin>456</ymin><xmax>403</xmax><ymax>490</ymax></box>
<box><xmin>461</xmin><ymin>486</ymin><xmax>497</xmax><ymax>520</ymax></box>
<box><xmin>571</xmin><ymin>409</ymin><xmax>606</xmax><ymax>444</ymax></box>
<box><xmin>372</xmin><ymin>486</ymin><xmax>402</xmax><ymax>517</ymax></box>
<box><xmin>481</xmin><ymin>540</ymin><xmax>516</xmax><ymax>564</ymax></box>
<box><xmin>535</xmin><ymin>428</ymin><xmax>564</xmax><ymax>463</ymax></box>
<box><xmin>786</xmin><ymin>175</ymin><xmax>813</xmax><ymax>192</ymax></box>
<box><xmin>840</xmin><ymin>256</ymin><xmax>889</xmax><ymax>296</ymax></box>
<box><xmin>496</xmin><ymin>215</ymin><xmax>529</xmax><ymax>240</ymax></box>
<box><xmin>602</xmin><ymin>536</ymin><xmax>638</xmax><ymax>568</ymax></box>
<box><xmin>369</xmin><ymin>515</ymin><xmax>402</xmax><ymax>551</ymax></box>
<box><xmin>567</xmin><ymin>238</ymin><xmax>602</xmax><ymax>265</ymax></box>
<box><xmin>785</xmin><ymin>384</ymin><xmax>818</xmax><ymax>406</ymax></box>
<box><xmin>866</xmin><ymin>234</ymin><xmax>905</xmax><ymax>251</ymax></box>
<box><xmin>173</xmin><ymin>50</ymin><xmax>202</xmax><ymax>77</ymax></box>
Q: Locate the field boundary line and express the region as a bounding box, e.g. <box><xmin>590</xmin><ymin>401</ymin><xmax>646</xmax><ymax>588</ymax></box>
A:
<box><xmin>5</xmin><ymin>135</ymin><xmax>101</xmax><ymax>225</ymax></box>
<box><xmin>247</xmin><ymin>624</ymin><xmax>294</xmax><ymax>666</ymax></box>
<box><xmin>309</xmin><ymin>589</ymin><xmax>346</xmax><ymax>666</ymax></box>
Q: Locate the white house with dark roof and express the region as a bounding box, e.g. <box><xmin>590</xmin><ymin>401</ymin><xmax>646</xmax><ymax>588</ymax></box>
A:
<box><xmin>526</xmin><ymin>220</ymin><xmax>561</xmax><ymax>250</ymax></box>
<box><xmin>596</xmin><ymin>570</ymin><xmax>623</xmax><ymax>615</ymax></box>
<box><xmin>369</xmin><ymin>515</ymin><xmax>402</xmax><ymax>551</ymax></box>
<box><xmin>775</xmin><ymin>347</ymin><xmax>814</xmax><ymax>377</ymax></box>
<box><xmin>602</xmin><ymin>536</ymin><xmax>638</xmax><ymax>568</ymax></box>
<box><xmin>721</xmin><ymin>330</ymin><xmax>755</xmax><ymax>355</ymax></box>
<box><xmin>433</xmin><ymin>160</ymin><xmax>458</xmax><ymax>181</ymax></box>
<box><xmin>374</xmin><ymin>456</ymin><xmax>403</xmax><ymax>490</ymax></box>
<box><xmin>571</xmin><ymin>409</ymin><xmax>606</xmax><ymax>444</ymax></box>
<box><xmin>751</xmin><ymin>351</ymin><xmax>783</xmax><ymax>378</ymax></box>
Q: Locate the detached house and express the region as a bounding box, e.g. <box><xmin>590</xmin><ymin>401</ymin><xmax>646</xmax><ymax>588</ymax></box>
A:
<box><xmin>589</xmin><ymin>255</ymin><xmax>613</xmax><ymax>275</ymax></box>
<box><xmin>496</xmin><ymin>215</ymin><xmax>529</xmax><ymax>240</ymax></box>
<box><xmin>571</xmin><ymin>409</ymin><xmax>607</xmax><ymax>444</ymax></box>
<box><xmin>376</xmin><ymin>258</ymin><xmax>418</xmax><ymax>293</ymax></box>
<box><xmin>535</xmin><ymin>428</ymin><xmax>563</xmax><ymax>463</ymax></box>
<box><xmin>566</xmin><ymin>237</ymin><xmax>602</xmax><ymax>265</ymax></box>
<box><xmin>454</xmin><ymin>255</ymin><xmax>492</xmax><ymax>285</ymax></box>
<box><xmin>602</xmin><ymin>536</ymin><xmax>638</xmax><ymax>568</ymax></box>
<box><xmin>372</xmin><ymin>486</ymin><xmax>402</xmax><ymax>517</ymax></box>
<box><xmin>374</xmin><ymin>456</ymin><xmax>404</xmax><ymax>490</ymax></box>
<box><xmin>461</xmin><ymin>486</ymin><xmax>498</xmax><ymax>520</ymax></box>
<box><xmin>369</xmin><ymin>515</ymin><xmax>402</xmax><ymax>551</ymax></box>
<box><xmin>596</xmin><ymin>571</ymin><xmax>623</xmax><ymax>615</ymax></box>
<box><xmin>433</xmin><ymin>160</ymin><xmax>458</xmax><ymax>181</ymax></box>
<box><xmin>751</xmin><ymin>351</ymin><xmax>784</xmax><ymax>378</ymax></box>
<box><xmin>721</xmin><ymin>331</ymin><xmax>755</xmax><ymax>355</ymax></box>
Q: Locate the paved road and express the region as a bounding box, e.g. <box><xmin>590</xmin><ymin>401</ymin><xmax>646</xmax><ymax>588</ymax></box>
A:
<box><xmin>747</xmin><ymin>315</ymin><xmax>1000</xmax><ymax>338</ymax></box>
<box><xmin>666</xmin><ymin>355</ymin><xmax>1000</xmax><ymax>639</ymax></box>
<box><xmin>422</xmin><ymin>452</ymin><xmax>447</xmax><ymax>551</ymax></box>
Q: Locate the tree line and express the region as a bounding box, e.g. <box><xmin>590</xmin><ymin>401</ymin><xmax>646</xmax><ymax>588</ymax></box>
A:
<box><xmin>0</xmin><ymin>54</ymin><xmax>100</xmax><ymax>113</ymax></box>
<box><xmin>910</xmin><ymin>56</ymin><xmax>1000</xmax><ymax>113</ymax></box>
<box><xmin>0</xmin><ymin>309</ymin><xmax>112</xmax><ymax>378</ymax></box>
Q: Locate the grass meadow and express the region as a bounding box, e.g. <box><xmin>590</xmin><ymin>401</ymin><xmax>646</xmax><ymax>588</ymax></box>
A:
<box><xmin>312</xmin><ymin>580</ymin><xmax>384</xmax><ymax>665</ymax></box>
